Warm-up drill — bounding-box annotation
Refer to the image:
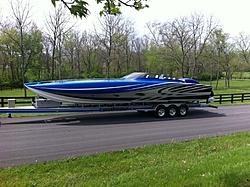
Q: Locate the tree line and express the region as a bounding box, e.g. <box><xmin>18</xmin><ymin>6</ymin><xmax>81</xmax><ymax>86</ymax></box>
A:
<box><xmin>1</xmin><ymin>1</ymin><xmax>250</xmax><ymax>95</ymax></box>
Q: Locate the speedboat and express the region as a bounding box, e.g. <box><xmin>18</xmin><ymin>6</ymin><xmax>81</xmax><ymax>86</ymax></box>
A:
<box><xmin>24</xmin><ymin>72</ymin><xmax>214</xmax><ymax>104</ymax></box>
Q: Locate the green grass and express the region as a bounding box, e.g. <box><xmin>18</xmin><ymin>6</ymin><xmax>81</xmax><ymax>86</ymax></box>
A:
<box><xmin>1</xmin><ymin>132</ymin><xmax>250</xmax><ymax>186</ymax></box>
<box><xmin>0</xmin><ymin>88</ymin><xmax>35</xmax><ymax>97</ymax></box>
<box><xmin>0</xmin><ymin>89</ymin><xmax>36</xmax><ymax>118</ymax></box>
<box><xmin>200</xmin><ymin>79</ymin><xmax>250</xmax><ymax>106</ymax></box>
<box><xmin>201</xmin><ymin>79</ymin><xmax>250</xmax><ymax>94</ymax></box>
<box><xmin>231</xmin><ymin>72</ymin><xmax>250</xmax><ymax>79</ymax></box>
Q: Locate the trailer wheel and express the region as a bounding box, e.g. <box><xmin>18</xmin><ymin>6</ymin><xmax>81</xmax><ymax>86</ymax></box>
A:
<box><xmin>167</xmin><ymin>105</ymin><xmax>177</xmax><ymax>117</ymax></box>
<box><xmin>178</xmin><ymin>104</ymin><xmax>188</xmax><ymax>117</ymax></box>
<box><xmin>155</xmin><ymin>105</ymin><xmax>167</xmax><ymax>118</ymax></box>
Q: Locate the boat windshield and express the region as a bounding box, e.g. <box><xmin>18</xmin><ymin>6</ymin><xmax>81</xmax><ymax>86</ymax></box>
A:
<box><xmin>122</xmin><ymin>72</ymin><xmax>148</xmax><ymax>79</ymax></box>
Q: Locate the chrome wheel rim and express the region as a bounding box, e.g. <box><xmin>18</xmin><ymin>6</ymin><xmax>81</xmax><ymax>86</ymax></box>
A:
<box><xmin>158</xmin><ymin>108</ymin><xmax>166</xmax><ymax>117</ymax></box>
<box><xmin>179</xmin><ymin>107</ymin><xmax>187</xmax><ymax>116</ymax></box>
<box><xmin>169</xmin><ymin>107</ymin><xmax>176</xmax><ymax>116</ymax></box>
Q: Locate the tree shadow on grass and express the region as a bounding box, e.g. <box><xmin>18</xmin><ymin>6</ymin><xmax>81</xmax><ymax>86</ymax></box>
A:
<box><xmin>219</xmin><ymin>172</ymin><xmax>250</xmax><ymax>187</ymax></box>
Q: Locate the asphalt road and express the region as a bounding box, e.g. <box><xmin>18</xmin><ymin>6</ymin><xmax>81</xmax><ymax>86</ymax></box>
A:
<box><xmin>1</xmin><ymin>105</ymin><xmax>250</xmax><ymax>168</ymax></box>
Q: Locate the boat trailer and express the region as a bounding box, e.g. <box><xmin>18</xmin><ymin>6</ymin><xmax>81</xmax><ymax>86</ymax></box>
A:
<box><xmin>0</xmin><ymin>97</ymin><xmax>217</xmax><ymax>118</ymax></box>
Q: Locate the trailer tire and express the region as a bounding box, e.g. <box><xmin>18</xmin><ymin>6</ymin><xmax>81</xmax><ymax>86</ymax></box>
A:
<box><xmin>167</xmin><ymin>105</ymin><xmax>177</xmax><ymax>117</ymax></box>
<box><xmin>155</xmin><ymin>105</ymin><xmax>167</xmax><ymax>118</ymax></box>
<box><xmin>178</xmin><ymin>104</ymin><xmax>188</xmax><ymax>117</ymax></box>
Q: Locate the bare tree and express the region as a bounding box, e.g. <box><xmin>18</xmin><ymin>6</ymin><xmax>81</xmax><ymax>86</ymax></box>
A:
<box><xmin>145</xmin><ymin>21</ymin><xmax>162</xmax><ymax>46</ymax></box>
<box><xmin>80</xmin><ymin>31</ymin><xmax>100</xmax><ymax>76</ymax></box>
<box><xmin>9</xmin><ymin>0</ymin><xmax>33</xmax><ymax>96</ymax></box>
<box><xmin>159</xmin><ymin>16</ymin><xmax>193</xmax><ymax>77</ymax></box>
<box><xmin>188</xmin><ymin>12</ymin><xmax>219</xmax><ymax>78</ymax></box>
<box><xmin>221</xmin><ymin>41</ymin><xmax>236</xmax><ymax>88</ymax></box>
<box><xmin>41</xmin><ymin>36</ymin><xmax>52</xmax><ymax>79</ymax></box>
<box><xmin>131</xmin><ymin>37</ymin><xmax>147</xmax><ymax>71</ymax></box>
<box><xmin>235</xmin><ymin>32</ymin><xmax>250</xmax><ymax>64</ymax></box>
<box><xmin>208</xmin><ymin>29</ymin><xmax>227</xmax><ymax>89</ymax></box>
<box><xmin>63</xmin><ymin>31</ymin><xmax>77</xmax><ymax>78</ymax></box>
<box><xmin>95</xmin><ymin>15</ymin><xmax>134</xmax><ymax>77</ymax></box>
<box><xmin>63</xmin><ymin>30</ymin><xmax>86</xmax><ymax>78</ymax></box>
<box><xmin>44</xmin><ymin>3</ymin><xmax>76</xmax><ymax>80</ymax></box>
<box><xmin>234</xmin><ymin>32</ymin><xmax>250</xmax><ymax>77</ymax></box>
<box><xmin>62</xmin><ymin>30</ymin><xmax>102</xmax><ymax>77</ymax></box>
<box><xmin>112</xmin><ymin>17</ymin><xmax>135</xmax><ymax>74</ymax></box>
<box><xmin>152</xmin><ymin>13</ymin><xmax>219</xmax><ymax>78</ymax></box>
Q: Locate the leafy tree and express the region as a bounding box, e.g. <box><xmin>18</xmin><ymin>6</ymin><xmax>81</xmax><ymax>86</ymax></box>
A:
<box><xmin>51</xmin><ymin>0</ymin><xmax>149</xmax><ymax>18</ymax></box>
<box><xmin>198</xmin><ymin>45</ymin><xmax>218</xmax><ymax>82</ymax></box>
<box><xmin>219</xmin><ymin>35</ymin><xmax>237</xmax><ymax>88</ymax></box>
<box><xmin>210</xmin><ymin>29</ymin><xmax>226</xmax><ymax>90</ymax></box>
<box><xmin>25</xmin><ymin>29</ymin><xmax>44</xmax><ymax>81</ymax></box>
<box><xmin>0</xmin><ymin>29</ymin><xmax>20</xmax><ymax>87</ymax></box>
<box><xmin>0</xmin><ymin>27</ymin><xmax>43</xmax><ymax>86</ymax></box>
<box><xmin>62</xmin><ymin>31</ymin><xmax>81</xmax><ymax>78</ymax></box>
<box><xmin>144</xmin><ymin>46</ymin><xmax>175</xmax><ymax>76</ymax></box>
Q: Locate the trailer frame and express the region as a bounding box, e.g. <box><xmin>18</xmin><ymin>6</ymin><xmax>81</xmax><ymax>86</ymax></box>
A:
<box><xmin>0</xmin><ymin>97</ymin><xmax>217</xmax><ymax>119</ymax></box>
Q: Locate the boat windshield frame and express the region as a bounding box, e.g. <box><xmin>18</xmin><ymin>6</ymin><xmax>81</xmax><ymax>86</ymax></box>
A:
<box><xmin>122</xmin><ymin>72</ymin><xmax>148</xmax><ymax>79</ymax></box>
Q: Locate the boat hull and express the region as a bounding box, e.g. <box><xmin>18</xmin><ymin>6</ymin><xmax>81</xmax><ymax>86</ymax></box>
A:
<box><xmin>25</xmin><ymin>78</ymin><xmax>213</xmax><ymax>104</ymax></box>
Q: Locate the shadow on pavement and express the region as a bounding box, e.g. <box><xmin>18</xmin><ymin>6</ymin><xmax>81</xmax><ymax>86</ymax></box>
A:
<box><xmin>1</xmin><ymin>108</ymin><xmax>225</xmax><ymax>126</ymax></box>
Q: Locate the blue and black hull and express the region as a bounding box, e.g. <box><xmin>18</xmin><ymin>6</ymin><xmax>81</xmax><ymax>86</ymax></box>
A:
<box><xmin>25</xmin><ymin>73</ymin><xmax>214</xmax><ymax>104</ymax></box>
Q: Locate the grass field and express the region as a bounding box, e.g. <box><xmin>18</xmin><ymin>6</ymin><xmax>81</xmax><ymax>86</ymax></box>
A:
<box><xmin>231</xmin><ymin>72</ymin><xmax>250</xmax><ymax>79</ymax></box>
<box><xmin>1</xmin><ymin>79</ymin><xmax>250</xmax><ymax>186</ymax></box>
<box><xmin>1</xmin><ymin>132</ymin><xmax>250</xmax><ymax>186</ymax></box>
<box><xmin>0</xmin><ymin>88</ymin><xmax>35</xmax><ymax>97</ymax></box>
<box><xmin>203</xmin><ymin>79</ymin><xmax>250</xmax><ymax>94</ymax></box>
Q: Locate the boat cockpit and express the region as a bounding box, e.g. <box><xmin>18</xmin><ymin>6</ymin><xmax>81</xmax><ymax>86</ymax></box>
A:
<box><xmin>122</xmin><ymin>72</ymin><xmax>175</xmax><ymax>80</ymax></box>
<box><xmin>122</xmin><ymin>72</ymin><xmax>200</xmax><ymax>84</ymax></box>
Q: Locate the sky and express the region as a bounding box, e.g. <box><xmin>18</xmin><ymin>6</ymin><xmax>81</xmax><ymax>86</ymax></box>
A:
<box><xmin>0</xmin><ymin>0</ymin><xmax>250</xmax><ymax>36</ymax></box>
